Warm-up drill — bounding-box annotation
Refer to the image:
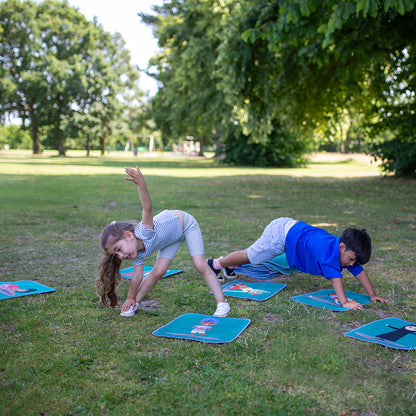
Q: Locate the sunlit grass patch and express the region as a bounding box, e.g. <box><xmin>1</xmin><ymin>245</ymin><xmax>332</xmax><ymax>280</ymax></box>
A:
<box><xmin>1</xmin><ymin>151</ymin><xmax>415</xmax><ymax>415</ymax></box>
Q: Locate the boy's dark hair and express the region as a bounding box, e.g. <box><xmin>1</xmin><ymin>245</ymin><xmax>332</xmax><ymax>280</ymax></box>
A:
<box><xmin>340</xmin><ymin>227</ymin><xmax>372</xmax><ymax>264</ymax></box>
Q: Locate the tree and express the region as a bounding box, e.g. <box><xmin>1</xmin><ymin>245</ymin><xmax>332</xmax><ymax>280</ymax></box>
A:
<box><xmin>215</xmin><ymin>0</ymin><xmax>312</xmax><ymax>165</ymax></box>
<box><xmin>144</xmin><ymin>0</ymin><xmax>311</xmax><ymax>164</ymax></box>
<box><xmin>1</xmin><ymin>0</ymin><xmax>46</xmax><ymax>153</ymax></box>
<box><xmin>141</xmin><ymin>0</ymin><xmax>231</xmax><ymax>154</ymax></box>
<box><xmin>63</xmin><ymin>29</ymin><xmax>140</xmax><ymax>155</ymax></box>
<box><xmin>0</xmin><ymin>0</ymin><xmax>141</xmax><ymax>155</ymax></box>
<box><xmin>0</xmin><ymin>0</ymin><xmax>94</xmax><ymax>153</ymax></box>
<box><xmin>143</xmin><ymin>0</ymin><xmax>416</xmax><ymax>171</ymax></box>
<box><xmin>222</xmin><ymin>0</ymin><xmax>416</xmax><ymax>172</ymax></box>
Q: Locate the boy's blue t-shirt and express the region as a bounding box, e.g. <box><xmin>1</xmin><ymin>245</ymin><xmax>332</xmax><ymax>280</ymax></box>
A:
<box><xmin>285</xmin><ymin>221</ymin><xmax>363</xmax><ymax>279</ymax></box>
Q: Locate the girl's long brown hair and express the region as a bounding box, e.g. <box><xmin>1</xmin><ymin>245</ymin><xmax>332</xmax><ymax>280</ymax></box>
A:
<box><xmin>96</xmin><ymin>222</ymin><xmax>135</xmax><ymax>307</ymax></box>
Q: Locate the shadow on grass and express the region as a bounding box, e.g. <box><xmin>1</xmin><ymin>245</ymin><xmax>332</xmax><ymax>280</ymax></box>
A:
<box><xmin>0</xmin><ymin>155</ymin><xmax>219</xmax><ymax>170</ymax></box>
<box><xmin>0</xmin><ymin>153</ymin><xmax>380</xmax><ymax>171</ymax></box>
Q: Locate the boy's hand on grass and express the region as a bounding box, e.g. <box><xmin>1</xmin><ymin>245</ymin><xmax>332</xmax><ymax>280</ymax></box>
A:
<box><xmin>342</xmin><ymin>299</ymin><xmax>364</xmax><ymax>310</ymax></box>
<box><xmin>370</xmin><ymin>295</ymin><xmax>390</xmax><ymax>304</ymax></box>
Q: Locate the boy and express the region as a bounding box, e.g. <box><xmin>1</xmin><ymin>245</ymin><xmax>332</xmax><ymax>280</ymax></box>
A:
<box><xmin>208</xmin><ymin>217</ymin><xmax>389</xmax><ymax>310</ymax></box>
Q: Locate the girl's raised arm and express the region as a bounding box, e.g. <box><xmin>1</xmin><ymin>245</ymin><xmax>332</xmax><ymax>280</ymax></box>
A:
<box><xmin>124</xmin><ymin>166</ymin><xmax>153</xmax><ymax>229</ymax></box>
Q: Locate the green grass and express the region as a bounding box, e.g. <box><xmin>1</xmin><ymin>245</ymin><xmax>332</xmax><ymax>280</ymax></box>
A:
<box><xmin>1</xmin><ymin>150</ymin><xmax>415</xmax><ymax>416</ymax></box>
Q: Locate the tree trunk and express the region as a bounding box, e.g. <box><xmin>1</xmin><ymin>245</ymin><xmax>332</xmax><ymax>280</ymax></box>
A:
<box><xmin>198</xmin><ymin>137</ymin><xmax>204</xmax><ymax>156</ymax></box>
<box><xmin>30</xmin><ymin>112</ymin><xmax>41</xmax><ymax>154</ymax></box>
<box><xmin>100</xmin><ymin>132</ymin><xmax>107</xmax><ymax>155</ymax></box>
<box><xmin>57</xmin><ymin>129</ymin><xmax>65</xmax><ymax>155</ymax></box>
<box><xmin>343</xmin><ymin>127</ymin><xmax>351</xmax><ymax>153</ymax></box>
<box><xmin>57</xmin><ymin>97</ymin><xmax>66</xmax><ymax>156</ymax></box>
<box><xmin>86</xmin><ymin>135</ymin><xmax>91</xmax><ymax>156</ymax></box>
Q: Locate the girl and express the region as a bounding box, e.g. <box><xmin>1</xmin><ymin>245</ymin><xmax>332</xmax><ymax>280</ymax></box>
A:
<box><xmin>97</xmin><ymin>166</ymin><xmax>230</xmax><ymax>317</ymax></box>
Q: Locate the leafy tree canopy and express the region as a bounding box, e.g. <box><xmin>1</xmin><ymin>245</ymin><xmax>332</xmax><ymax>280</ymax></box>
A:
<box><xmin>0</xmin><ymin>0</ymin><xmax>141</xmax><ymax>155</ymax></box>
<box><xmin>143</xmin><ymin>0</ymin><xmax>416</xmax><ymax>173</ymax></box>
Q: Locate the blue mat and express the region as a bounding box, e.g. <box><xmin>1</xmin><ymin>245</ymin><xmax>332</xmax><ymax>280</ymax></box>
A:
<box><xmin>0</xmin><ymin>281</ymin><xmax>56</xmax><ymax>299</ymax></box>
<box><xmin>345</xmin><ymin>317</ymin><xmax>416</xmax><ymax>350</ymax></box>
<box><xmin>291</xmin><ymin>289</ymin><xmax>371</xmax><ymax>311</ymax></box>
<box><xmin>120</xmin><ymin>266</ymin><xmax>182</xmax><ymax>279</ymax></box>
<box><xmin>152</xmin><ymin>313</ymin><xmax>251</xmax><ymax>343</ymax></box>
<box><xmin>221</xmin><ymin>279</ymin><xmax>286</xmax><ymax>301</ymax></box>
<box><xmin>233</xmin><ymin>253</ymin><xmax>298</xmax><ymax>280</ymax></box>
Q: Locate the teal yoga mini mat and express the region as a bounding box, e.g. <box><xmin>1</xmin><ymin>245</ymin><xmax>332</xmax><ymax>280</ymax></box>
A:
<box><xmin>345</xmin><ymin>317</ymin><xmax>416</xmax><ymax>350</ymax></box>
<box><xmin>153</xmin><ymin>313</ymin><xmax>251</xmax><ymax>343</ymax></box>
<box><xmin>221</xmin><ymin>279</ymin><xmax>286</xmax><ymax>301</ymax></box>
<box><xmin>120</xmin><ymin>266</ymin><xmax>182</xmax><ymax>279</ymax></box>
<box><xmin>0</xmin><ymin>280</ymin><xmax>56</xmax><ymax>299</ymax></box>
<box><xmin>291</xmin><ymin>289</ymin><xmax>371</xmax><ymax>311</ymax></box>
<box><xmin>233</xmin><ymin>253</ymin><xmax>298</xmax><ymax>280</ymax></box>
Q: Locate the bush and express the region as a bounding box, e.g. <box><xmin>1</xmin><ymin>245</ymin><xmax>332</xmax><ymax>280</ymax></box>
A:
<box><xmin>369</xmin><ymin>139</ymin><xmax>416</xmax><ymax>177</ymax></box>
<box><xmin>0</xmin><ymin>125</ymin><xmax>32</xmax><ymax>149</ymax></box>
<box><xmin>223</xmin><ymin>124</ymin><xmax>308</xmax><ymax>167</ymax></box>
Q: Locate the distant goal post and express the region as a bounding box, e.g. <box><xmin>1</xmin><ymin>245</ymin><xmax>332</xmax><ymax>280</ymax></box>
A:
<box><xmin>124</xmin><ymin>134</ymin><xmax>155</xmax><ymax>153</ymax></box>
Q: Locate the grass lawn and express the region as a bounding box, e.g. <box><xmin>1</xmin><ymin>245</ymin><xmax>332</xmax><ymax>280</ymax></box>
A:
<box><xmin>0</xmin><ymin>150</ymin><xmax>415</xmax><ymax>416</ymax></box>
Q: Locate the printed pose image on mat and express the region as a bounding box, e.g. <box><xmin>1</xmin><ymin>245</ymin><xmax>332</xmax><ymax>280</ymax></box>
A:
<box><xmin>221</xmin><ymin>280</ymin><xmax>286</xmax><ymax>301</ymax></box>
<box><xmin>0</xmin><ymin>281</ymin><xmax>56</xmax><ymax>299</ymax></box>
<box><xmin>291</xmin><ymin>289</ymin><xmax>372</xmax><ymax>311</ymax></box>
<box><xmin>119</xmin><ymin>265</ymin><xmax>182</xmax><ymax>280</ymax></box>
<box><xmin>152</xmin><ymin>313</ymin><xmax>251</xmax><ymax>343</ymax></box>
<box><xmin>208</xmin><ymin>217</ymin><xmax>389</xmax><ymax>310</ymax></box>
<box><xmin>228</xmin><ymin>282</ymin><xmax>265</xmax><ymax>295</ymax></box>
<box><xmin>97</xmin><ymin>166</ymin><xmax>230</xmax><ymax>318</ymax></box>
<box><xmin>344</xmin><ymin>317</ymin><xmax>416</xmax><ymax>350</ymax></box>
<box><xmin>0</xmin><ymin>283</ymin><xmax>37</xmax><ymax>297</ymax></box>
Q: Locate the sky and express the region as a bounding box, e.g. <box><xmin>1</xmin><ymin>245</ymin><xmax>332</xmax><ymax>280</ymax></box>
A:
<box><xmin>67</xmin><ymin>0</ymin><xmax>164</xmax><ymax>97</ymax></box>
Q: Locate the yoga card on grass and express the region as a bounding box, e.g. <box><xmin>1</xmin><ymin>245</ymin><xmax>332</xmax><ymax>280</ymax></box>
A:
<box><xmin>153</xmin><ymin>313</ymin><xmax>251</xmax><ymax>343</ymax></box>
<box><xmin>221</xmin><ymin>279</ymin><xmax>286</xmax><ymax>301</ymax></box>
<box><xmin>345</xmin><ymin>317</ymin><xmax>416</xmax><ymax>350</ymax></box>
<box><xmin>120</xmin><ymin>266</ymin><xmax>182</xmax><ymax>279</ymax></box>
<box><xmin>0</xmin><ymin>280</ymin><xmax>56</xmax><ymax>300</ymax></box>
<box><xmin>291</xmin><ymin>289</ymin><xmax>371</xmax><ymax>311</ymax></box>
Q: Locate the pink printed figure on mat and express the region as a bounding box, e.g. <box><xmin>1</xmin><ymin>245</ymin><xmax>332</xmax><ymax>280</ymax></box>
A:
<box><xmin>0</xmin><ymin>284</ymin><xmax>37</xmax><ymax>297</ymax></box>
<box><xmin>328</xmin><ymin>293</ymin><xmax>353</xmax><ymax>304</ymax></box>
<box><xmin>329</xmin><ymin>293</ymin><xmax>339</xmax><ymax>302</ymax></box>
<box><xmin>190</xmin><ymin>317</ymin><xmax>219</xmax><ymax>336</ymax></box>
<box><xmin>229</xmin><ymin>283</ymin><xmax>265</xmax><ymax>295</ymax></box>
